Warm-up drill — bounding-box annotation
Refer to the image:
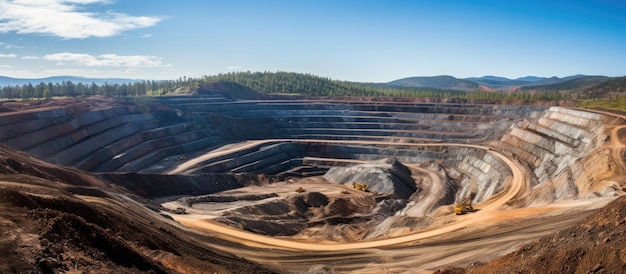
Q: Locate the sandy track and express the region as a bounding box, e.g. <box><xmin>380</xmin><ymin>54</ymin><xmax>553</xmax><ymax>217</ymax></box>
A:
<box><xmin>571</xmin><ymin>108</ymin><xmax>626</xmax><ymax>184</ymax></box>
<box><xmin>169</xmin><ymin>142</ymin><xmax>529</xmax><ymax>251</ymax></box>
<box><xmin>403</xmin><ymin>163</ymin><xmax>444</xmax><ymax>216</ymax></box>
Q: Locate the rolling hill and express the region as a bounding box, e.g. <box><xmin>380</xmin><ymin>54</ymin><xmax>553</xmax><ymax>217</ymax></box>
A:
<box><xmin>386</xmin><ymin>75</ymin><xmax>480</xmax><ymax>91</ymax></box>
<box><xmin>385</xmin><ymin>74</ymin><xmax>619</xmax><ymax>92</ymax></box>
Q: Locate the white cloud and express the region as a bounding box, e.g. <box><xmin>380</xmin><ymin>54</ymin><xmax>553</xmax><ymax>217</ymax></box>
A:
<box><xmin>44</xmin><ymin>52</ymin><xmax>169</xmax><ymax>67</ymax></box>
<box><xmin>21</xmin><ymin>55</ymin><xmax>39</xmax><ymax>59</ymax></box>
<box><xmin>0</xmin><ymin>53</ymin><xmax>17</xmax><ymax>58</ymax></box>
<box><xmin>141</xmin><ymin>34</ymin><xmax>152</xmax><ymax>38</ymax></box>
<box><xmin>0</xmin><ymin>0</ymin><xmax>162</xmax><ymax>39</ymax></box>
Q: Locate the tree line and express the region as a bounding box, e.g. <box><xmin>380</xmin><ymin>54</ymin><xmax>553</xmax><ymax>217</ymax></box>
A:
<box><xmin>0</xmin><ymin>79</ymin><xmax>184</xmax><ymax>100</ymax></box>
<box><xmin>0</xmin><ymin>71</ymin><xmax>593</xmax><ymax>101</ymax></box>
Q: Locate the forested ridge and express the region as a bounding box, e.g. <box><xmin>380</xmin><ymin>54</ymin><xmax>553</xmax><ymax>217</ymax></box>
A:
<box><xmin>202</xmin><ymin>71</ymin><xmax>466</xmax><ymax>98</ymax></box>
<box><xmin>202</xmin><ymin>71</ymin><xmax>570</xmax><ymax>100</ymax></box>
<box><xmin>1</xmin><ymin>71</ymin><xmax>625</xmax><ymax>102</ymax></box>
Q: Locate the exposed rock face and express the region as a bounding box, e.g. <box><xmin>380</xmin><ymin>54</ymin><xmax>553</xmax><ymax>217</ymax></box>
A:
<box><xmin>323</xmin><ymin>158</ymin><xmax>417</xmax><ymax>199</ymax></box>
<box><xmin>453</xmin><ymin>149</ymin><xmax>511</xmax><ymax>203</ymax></box>
<box><xmin>498</xmin><ymin>107</ymin><xmax>615</xmax><ymax>205</ymax></box>
<box><xmin>0</xmin><ymin>97</ymin><xmax>545</xmax><ymax>175</ymax></box>
<box><xmin>452</xmin><ymin>107</ymin><xmax>615</xmax><ymax>205</ymax></box>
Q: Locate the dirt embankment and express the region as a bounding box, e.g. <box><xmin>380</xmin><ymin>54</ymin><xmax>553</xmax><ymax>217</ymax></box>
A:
<box><xmin>0</xmin><ymin>144</ymin><xmax>279</xmax><ymax>274</ymax></box>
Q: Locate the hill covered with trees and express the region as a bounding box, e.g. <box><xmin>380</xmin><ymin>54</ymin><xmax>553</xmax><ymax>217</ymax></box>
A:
<box><xmin>1</xmin><ymin>71</ymin><xmax>625</xmax><ymax>103</ymax></box>
<box><xmin>201</xmin><ymin>71</ymin><xmax>569</xmax><ymax>100</ymax></box>
<box><xmin>202</xmin><ymin>71</ymin><xmax>465</xmax><ymax>98</ymax></box>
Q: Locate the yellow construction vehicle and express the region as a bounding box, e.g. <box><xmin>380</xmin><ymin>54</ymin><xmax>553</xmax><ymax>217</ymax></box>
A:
<box><xmin>455</xmin><ymin>194</ymin><xmax>475</xmax><ymax>215</ymax></box>
<box><xmin>352</xmin><ymin>182</ymin><xmax>368</xmax><ymax>192</ymax></box>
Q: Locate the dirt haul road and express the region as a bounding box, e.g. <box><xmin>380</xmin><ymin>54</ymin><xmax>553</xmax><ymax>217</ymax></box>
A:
<box><xmin>169</xmin><ymin>140</ymin><xmax>530</xmax><ymax>251</ymax></box>
<box><xmin>403</xmin><ymin>163</ymin><xmax>445</xmax><ymax>216</ymax></box>
<box><xmin>573</xmin><ymin>108</ymin><xmax>626</xmax><ymax>180</ymax></box>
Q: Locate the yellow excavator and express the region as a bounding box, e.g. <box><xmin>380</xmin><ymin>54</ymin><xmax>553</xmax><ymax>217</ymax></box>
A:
<box><xmin>455</xmin><ymin>194</ymin><xmax>475</xmax><ymax>215</ymax></box>
<box><xmin>353</xmin><ymin>182</ymin><xmax>368</xmax><ymax>192</ymax></box>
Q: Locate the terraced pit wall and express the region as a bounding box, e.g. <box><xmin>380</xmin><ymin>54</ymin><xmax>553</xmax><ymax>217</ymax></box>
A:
<box><xmin>8</xmin><ymin>96</ymin><xmax>613</xmax><ymax>204</ymax></box>
<box><xmin>491</xmin><ymin>107</ymin><xmax>620</xmax><ymax>205</ymax></box>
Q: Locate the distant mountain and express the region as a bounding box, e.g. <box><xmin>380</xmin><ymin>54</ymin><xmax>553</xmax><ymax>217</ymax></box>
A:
<box><xmin>386</xmin><ymin>75</ymin><xmax>479</xmax><ymax>91</ymax></box>
<box><xmin>521</xmin><ymin>75</ymin><xmax>600</xmax><ymax>87</ymax></box>
<box><xmin>520</xmin><ymin>76</ymin><xmax>609</xmax><ymax>92</ymax></box>
<box><xmin>465</xmin><ymin>76</ymin><xmax>513</xmax><ymax>82</ymax></box>
<box><xmin>465</xmin><ymin>76</ymin><xmax>532</xmax><ymax>88</ymax></box>
<box><xmin>384</xmin><ymin>74</ymin><xmax>607</xmax><ymax>91</ymax></box>
<box><xmin>516</xmin><ymin>76</ymin><xmax>546</xmax><ymax>82</ymax></box>
<box><xmin>0</xmin><ymin>76</ymin><xmax>138</xmax><ymax>87</ymax></box>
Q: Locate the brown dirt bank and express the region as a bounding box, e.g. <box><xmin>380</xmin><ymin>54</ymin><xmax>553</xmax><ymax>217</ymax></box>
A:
<box><xmin>0</xmin><ymin>144</ymin><xmax>279</xmax><ymax>273</ymax></box>
<box><xmin>437</xmin><ymin>196</ymin><xmax>626</xmax><ymax>274</ymax></box>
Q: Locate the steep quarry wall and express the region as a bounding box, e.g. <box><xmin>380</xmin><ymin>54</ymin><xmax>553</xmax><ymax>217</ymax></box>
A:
<box><xmin>1</xmin><ymin>97</ymin><xmax>618</xmax><ymax>211</ymax></box>
<box><xmin>453</xmin><ymin>150</ymin><xmax>512</xmax><ymax>203</ymax></box>
<box><xmin>488</xmin><ymin>107</ymin><xmax>616</xmax><ymax>205</ymax></box>
<box><xmin>0</xmin><ymin>98</ymin><xmax>228</xmax><ymax>173</ymax></box>
<box><xmin>0</xmin><ymin>97</ymin><xmax>551</xmax><ymax>205</ymax></box>
<box><xmin>0</xmin><ymin>97</ymin><xmax>547</xmax><ymax>174</ymax></box>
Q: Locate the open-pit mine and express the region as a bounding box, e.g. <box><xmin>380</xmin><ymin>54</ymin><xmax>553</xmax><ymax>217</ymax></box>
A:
<box><xmin>1</xmin><ymin>92</ymin><xmax>625</xmax><ymax>273</ymax></box>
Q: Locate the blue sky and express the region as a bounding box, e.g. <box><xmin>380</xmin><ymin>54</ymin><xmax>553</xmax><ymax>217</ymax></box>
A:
<box><xmin>0</xmin><ymin>0</ymin><xmax>625</xmax><ymax>82</ymax></box>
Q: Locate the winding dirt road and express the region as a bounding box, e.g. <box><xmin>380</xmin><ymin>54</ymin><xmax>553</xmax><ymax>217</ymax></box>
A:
<box><xmin>169</xmin><ymin>140</ymin><xmax>529</xmax><ymax>251</ymax></box>
<box><xmin>403</xmin><ymin>163</ymin><xmax>445</xmax><ymax>216</ymax></box>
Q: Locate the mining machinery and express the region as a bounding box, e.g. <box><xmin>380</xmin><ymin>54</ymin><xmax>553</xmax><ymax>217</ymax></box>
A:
<box><xmin>455</xmin><ymin>194</ymin><xmax>475</xmax><ymax>215</ymax></box>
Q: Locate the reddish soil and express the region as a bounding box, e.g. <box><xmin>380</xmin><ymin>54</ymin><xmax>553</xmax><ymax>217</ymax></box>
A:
<box><xmin>437</xmin><ymin>196</ymin><xmax>626</xmax><ymax>274</ymax></box>
<box><xmin>0</xmin><ymin>145</ymin><xmax>279</xmax><ymax>273</ymax></box>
